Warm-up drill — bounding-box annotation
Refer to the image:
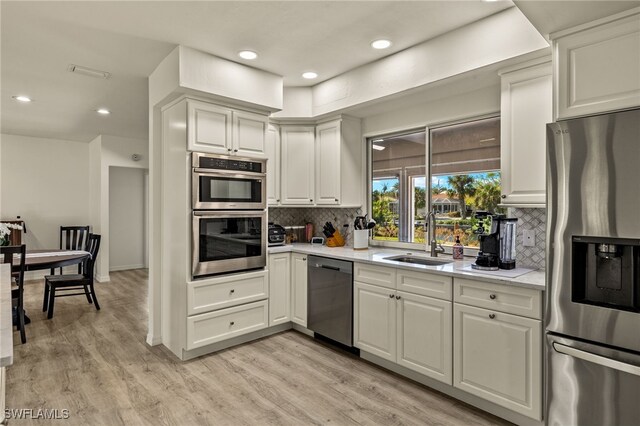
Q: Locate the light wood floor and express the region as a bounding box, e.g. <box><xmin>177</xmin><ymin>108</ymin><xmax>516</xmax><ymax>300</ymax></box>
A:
<box><xmin>7</xmin><ymin>270</ymin><xmax>511</xmax><ymax>425</ymax></box>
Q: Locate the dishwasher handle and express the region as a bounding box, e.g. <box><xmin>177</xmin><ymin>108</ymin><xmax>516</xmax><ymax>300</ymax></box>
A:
<box><xmin>320</xmin><ymin>265</ymin><xmax>340</xmax><ymax>271</ymax></box>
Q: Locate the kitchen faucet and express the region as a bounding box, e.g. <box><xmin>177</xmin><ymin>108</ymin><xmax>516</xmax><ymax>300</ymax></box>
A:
<box><xmin>427</xmin><ymin>208</ymin><xmax>445</xmax><ymax>257</ymax></box>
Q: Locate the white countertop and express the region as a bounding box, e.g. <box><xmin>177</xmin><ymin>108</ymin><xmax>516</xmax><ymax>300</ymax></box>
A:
<box><xmin>1</xmin><ymin>264</ymin><xmax>13</xmax><ymax>367</ymax></box>
<box><xmin>269</xmin><ymin>243</ymin><xmax>546</xmax><ymax>291</ymax></box>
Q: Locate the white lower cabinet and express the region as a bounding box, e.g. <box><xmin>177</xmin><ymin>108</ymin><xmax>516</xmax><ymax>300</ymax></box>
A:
<box><xmin>291</xmin><ymin>253</ymin><xmax>308</xmax><ymax>326</ymax></box>
<box><xmin>354</xmin><ymin>281</ymin><xmax>452</xmax><ymax>384</ymax></box>
<box><xmin>354</xmin><ymin>281</ymin><xmax>397</xmax><ymax>361</ymax></box>
<box><xmin>397</xmin><ymin>291</ymin><xmax>452</xmax><ymax>384</ymax></box>
<box><xmin>453</xmin><ymin>303</ymin><xmax>542</xmax><ymax>420</ymax></box>
<box><xmin>186</xmin><ymin>300</ymin><xmax>268</xmax><ymax>350</ymax></box>
<box><xmin>268</xmin><ymin>253</ymin><xmax>291</xmax><ymax>326</ymax></box>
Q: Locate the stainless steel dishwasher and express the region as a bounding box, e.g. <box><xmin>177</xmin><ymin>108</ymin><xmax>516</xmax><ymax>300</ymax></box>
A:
<box><xmin>307</xmin><ymin>255</ymin><xmax>353</xmax><ymax>347</ymax></box>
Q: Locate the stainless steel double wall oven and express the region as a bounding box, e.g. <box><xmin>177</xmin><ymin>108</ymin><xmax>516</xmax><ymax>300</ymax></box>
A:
<box><xmin>191</xmin><ymin>153</ymin><xmax>267</xmax><ymax>278</ymax></box>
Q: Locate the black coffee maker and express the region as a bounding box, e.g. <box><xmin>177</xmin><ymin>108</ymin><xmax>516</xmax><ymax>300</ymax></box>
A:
<box><xmin>473</xmin><ymin>212</ymin><xmax>518</xmax><ymax>271</ymax></box>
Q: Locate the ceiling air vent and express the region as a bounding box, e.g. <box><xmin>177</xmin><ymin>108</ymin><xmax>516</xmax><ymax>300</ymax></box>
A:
<box><xmin>67</xmin><ymin>64</ymin><xmax>111</xmax><ymax>79</ymax></box>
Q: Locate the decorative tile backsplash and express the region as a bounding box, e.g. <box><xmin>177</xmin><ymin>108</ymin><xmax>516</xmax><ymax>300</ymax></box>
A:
<box><xmin>268</xmin><ymin>207</ymin><xmax>362</xmax><ymax>246</ymax></box>
<box><xmin>509</xmin><ymin>207</ymin><xmax>546</xmax><ymax>270</ymax></box>
<box><xmin>270</xmin><ymin>206</ymin><xmax>547</xmax><ymax>271</ymax></box>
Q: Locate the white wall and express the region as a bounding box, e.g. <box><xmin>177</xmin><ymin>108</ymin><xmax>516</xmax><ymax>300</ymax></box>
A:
<box><xmin>0</xmin><ymin>134</ymin><xmax>90</xmax><ymax>252</ymax></box>
<box><xmin>89</xmin><ymin>134</ymin><xmax>148</xmax><ymax>281</ymax></box>
<box><xmin>109</xmin><ymin>167</ymin><xmax>146</xmax><ymax>271</ymax></box>
<box><xmin>361</xmin><ymin>85</ymin><xmax>501</xmax><ymax>136</ymax></box>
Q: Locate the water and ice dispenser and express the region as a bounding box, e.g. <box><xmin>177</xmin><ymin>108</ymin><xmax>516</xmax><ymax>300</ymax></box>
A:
<box><xmin>572</xmin><ymin>236</ymin><xmax>640</xmax><ymax>312</ymax></box>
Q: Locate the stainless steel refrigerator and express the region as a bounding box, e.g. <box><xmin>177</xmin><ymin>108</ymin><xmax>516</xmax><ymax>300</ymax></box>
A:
<box><xmin>546</xmin><ymin>108</ymin><xmax>640</xmax><ymax>426</ymax></box>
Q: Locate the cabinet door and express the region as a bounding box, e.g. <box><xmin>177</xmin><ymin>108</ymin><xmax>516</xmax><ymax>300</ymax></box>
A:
<box><xmin>354</xmin><ymin>281</ymin><xmax>396</xmax><ymax>361</ymax></box>
<box><xmin>291</xmin><ymin>253</ymin><xmax>308</xmax><ymax>326</ymax></box>
<box><xmin>315</xmin><ymin>121</ymin><xmax>341</xmax><ymax>205</ymax></box>
<box><xmin>280</xmin><ymin>126</ymin><xmax>315</xmax><ymax>205</ymax></box>
<box><xmin>555</xmin><ymin>12</ymin><xmax>640</xmax><ymax>119</ymax></box>
<box><xmin>453</xmin><ymin>303</ymin><xmax>542</xmax><ymax>420</ymax></box>
<box><xmin>268</xmin><ymin>253</ymin><xmax>290</xmax><ymax>326</ymax></box>
<box><xmin>500</xmin><ymin>61</ymin><xmax>552</xmax><ymax>207</ymax></box>
<box><xmin>397</xmin><ymin>291</ymin><xmax>452</xmax><ymax>384</ymax></box>
<box><xmin>187</xmin><ymin>100</ymin><xmax>232</xmax><ymax>154</ymax></box>
<box><xmin>233</xmin><ymin>110</ymin><xmax>268</xmax><ymax>157</ymax></box>
<box><xmin>265</xmin><ymin>124</ymin><xmax>281</xmax><ymax>206</ymax></box>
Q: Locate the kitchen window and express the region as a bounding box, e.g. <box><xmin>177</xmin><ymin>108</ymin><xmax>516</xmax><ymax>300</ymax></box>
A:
<box><xmin>369</xmin><ymin>116</ymin><xmax>502</xmax><ymax>250</ymax></box>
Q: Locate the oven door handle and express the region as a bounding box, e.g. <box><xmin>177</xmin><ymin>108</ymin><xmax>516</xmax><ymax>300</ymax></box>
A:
<box><xmin>194</xmin><ymin>168</ymin><xmax>266</xmax><ymax>178</ymax></box>
<box><xmin>193</xmin><ymin>211</ymin><xmax>266</xmax><ymax>218</ymax></box>
<box><xmin>553</xmin><ymin>342</ymin><xmax>640</xmax><ymax>377</ymax></box>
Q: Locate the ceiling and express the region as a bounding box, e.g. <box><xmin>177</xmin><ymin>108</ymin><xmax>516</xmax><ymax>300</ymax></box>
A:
<box><xmin>1</xmin><ymin>1</ymin><xmax>638</xmax><ymax>143</ymax></box>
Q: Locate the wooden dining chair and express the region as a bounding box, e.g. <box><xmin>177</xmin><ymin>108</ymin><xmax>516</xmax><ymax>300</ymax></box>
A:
<box><xmin>51</xmin><ymin>225</ymin><xmax>90</xmax><ymax>275</ymax></box>
<box><xmin>1</xmin><ymin>244</ymin><xmax>27</xmax><ymax>344</ymax></box>
<box><xmin>43</xmin><ymin>234</ymin><xmax>101</xmax><ymax>319</ymax></box>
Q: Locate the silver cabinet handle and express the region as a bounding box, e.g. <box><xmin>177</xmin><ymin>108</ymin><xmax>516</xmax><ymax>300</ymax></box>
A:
<box><xmin>395</xmin><ymin>295</ymin><xmax>401</xmax><ymax>300</ymax></box>
<box><xmin>489</xmin><ymin>314</ymin><xmax>496</xmax><ymax>319</ymax></box>
<box><xmin>489</xmin><ymin>294</ymin><xmax>497</xmax><ymax>300</ymax></box>
<box><xmin>389</xmin><ymin>294</ymin><xmax>394</xmax><ymax>298</ymax></box>
<box><xmin>553</xmin><ymin>343</ymin><xmax>640</xmax><ymax>377</ymax></box>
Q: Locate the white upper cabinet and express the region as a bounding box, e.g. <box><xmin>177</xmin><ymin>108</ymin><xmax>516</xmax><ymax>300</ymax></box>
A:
<box><xmin>275</xmin><ymin>116</ymin><xmax>363</xmax><ymax>208</ymax></box>
<box><xmin>265</xmin><ymin>124</ymin><xmax>281</xmax><ymax>206</ymax></box>
<box><xmin>233</xmin><ymin>110</ymin><xmax>268</xmax><ymax>157</ymax></box>
<box><xmin>499</xmin><ymin>59</ymin><xmax>552</xmax><ymax>207</ymax></box>
<box><xmin>315</xmin><ymin>121</ymin><xmax>342</xmax><ymax>205</ymax></box>
<box><xmin>187</xmin><ymin>99</ymin><xmax>268</xmax><ymax>157</ymax></box>
<box><xmin>187</xmin><ymin>100</ymin><xmax>232</xmax><ymax>155</ymax></box>
<box><xmin>280</xmin><ymin>126</ymin><xmax>316</xmax><ymax>205</ymax></box>
<box><xmin>552</xmin><ymin>9</ymin><xmax>640</xmax><ymax>120</ymax></box>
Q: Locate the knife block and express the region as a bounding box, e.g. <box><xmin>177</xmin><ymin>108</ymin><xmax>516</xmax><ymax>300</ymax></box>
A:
<box><xmin>326</xmin><ymin>230</ymin><xmax>345</xmax><ymax>247</ymax></box>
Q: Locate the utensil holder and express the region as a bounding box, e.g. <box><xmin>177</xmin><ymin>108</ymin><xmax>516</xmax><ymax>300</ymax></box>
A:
<box><xmin>326</xmin><ymin>229</ymin><xmax>346</xmax><ymax>247</ymax></box>
<box><xmin>353</xmin><ymin>229</ymin><xmax>369</xmax><ymax>250</ymax></box>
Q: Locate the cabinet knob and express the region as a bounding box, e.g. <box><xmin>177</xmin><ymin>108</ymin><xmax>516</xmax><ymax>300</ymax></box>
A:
<box><xmin>489</xmin><ymin>294</ymin><xmax>496</xmax><ymax>300</ymax></box>
<box><xmin>234</xmin><ymin>149</ymin><xmax>238</xmax><ymax>152</ymax></box>
<box><xmin>310</xmin><ymin>199</ymin><xmax>313</xmax><ymax>202</ymax></box>
<box><xmin>389</xmin><ymin>294</ymin><xmax>394</xmax><ymax>298</ymax></box>
<box><xmin>334</xmin><ymin>198</ymin><xmax>339</xmax><ymax>202</ymax></box>
<box><xmin>395</xmin><ymin>295</ymin><xmax>401</xmax><ymax>300</ymax></box>
<box><xmin>489</xmin><ymin>314</ymin><xmax>496</xmax><ymax>319</ymax></box>
<box><xmin>302</xmin><ymin>258</ymin><xmax>306</xmax><ymax>261</ymax></box>
<box><xmin>276</xmin><ymin>199</ymin><xmax>280</xmax><ymax>202</ymax></box>
<box><xmin>501</xmin><ymin>194</ymin><xmax>506</xmax><ymax>199</ymax></box>
<box><xmin>227</xmin><ymin>148</ymin><xmax>232</xmax><ymax>152</ymax></box>
<box><xmin>230</xmin><ymin>321</ymin><xmax>235</xmax><ymax>326</ymax></box>
<box><xmin>230</xmin><ymin>289</ymin><xmax>235</xmax><ymax>294</ymax></box>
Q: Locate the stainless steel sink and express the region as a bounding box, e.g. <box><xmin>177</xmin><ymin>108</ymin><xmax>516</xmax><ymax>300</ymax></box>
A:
<box><xmin>383</xmin><ymin>255</ymin><xmax>453</xmax><ymax>266</ymax></box>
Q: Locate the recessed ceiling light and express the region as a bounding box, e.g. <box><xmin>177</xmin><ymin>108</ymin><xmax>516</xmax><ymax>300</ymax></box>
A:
<box><xmin>371</xmin><ymin>39</ymin><xmax>392</xmax><ymax>49</ymax></box>
<box><xmin>238</xmin><ymin>50</ymin><xmax>258</xmax><ymax>60</ymax></box>
<box><xmin>96</xmin><ymin>108</ymin><xmax>110</xmax><ymax>115</ymax></box>
<box><xmin>372</xmin><ymin>144</ymin><xmax>386</xmax><ymax>151</ymax></box>
<box><xmin>302</xmin><ymin>72</ymin><xmax>318</xmax><ymax>79</ymax></box>
<box><xmin>12</xmin><ymin>95</ymin><xmax>32</xmax><ymax>102</ymax></box>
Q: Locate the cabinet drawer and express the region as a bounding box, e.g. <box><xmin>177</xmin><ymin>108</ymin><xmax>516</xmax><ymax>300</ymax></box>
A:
<box><xmin>187</xmin><ymin>270</ymin><xmax>268</xmax><ymax>315</ymax></box>
<box><xmin>397</xmin><ymin>270</ymin><xmax>452</xmax><ymax>300</ymax></box>
<box><xmin>354</xmin><ymin>263</ymin><xmax>396</xmax><ymax>289</ymax></box>
<box><xmin>454</xmin><ymin>278</ymin><xmax>542</xmax><ymax>319</ymax></box>
<box><xmin>186</xmin><ymin>300</ymin><xmax>268</xmax><ymax>350</ymax></box>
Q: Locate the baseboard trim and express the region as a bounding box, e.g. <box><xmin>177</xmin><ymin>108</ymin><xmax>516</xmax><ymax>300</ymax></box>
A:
<box><xmin>146</xmin><ymin>334</ymin><xmax>163</xmax><ymax>346</ymax></box>
<box><xmin>96</xmin><ymin>274</ymin><xmax>110</xmax><ymax>283</ymax></box>
<box><xmin>110</xmin><ymin>264</ymin><xmax>145</xmax><ymax>272</ymax></box>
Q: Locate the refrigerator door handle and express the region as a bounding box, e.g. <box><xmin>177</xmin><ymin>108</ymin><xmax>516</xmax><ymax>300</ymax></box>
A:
<box><xmin>553</xmin><ymin>342</ymin><xmax>640</xmax><ymax>377</ymax></box>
